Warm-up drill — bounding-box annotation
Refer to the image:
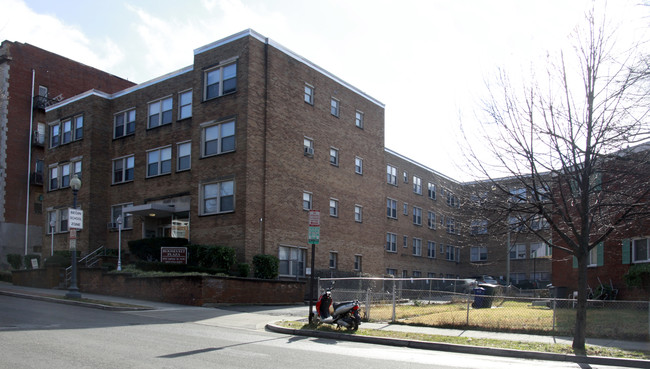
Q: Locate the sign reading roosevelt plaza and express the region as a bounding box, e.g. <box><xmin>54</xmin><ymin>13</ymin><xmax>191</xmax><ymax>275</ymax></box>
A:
<box><xmin>160</xmin><ymin>247</ymin><xmax>188</xmax><ymax>264</ymax></box>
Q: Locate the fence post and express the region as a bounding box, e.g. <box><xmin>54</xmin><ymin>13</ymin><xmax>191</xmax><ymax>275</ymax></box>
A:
<box><xmin>466</xmin><ymin>288</ymin><xmax>471</xmax><ymax>326</ymax></box>
<box><xmin>392</xmin><ymin>279</ymin><xmax>396</xmax><ymax>322</ymax></box>
<box><xmin>365</xmin><ymin>287</ymin><xmax>371</xmax><ymax>320</ymax></box>
<box><xmin>552</xmin><ymin>298</ymin><xmax>556</xmax><ymax>335</ymax></box>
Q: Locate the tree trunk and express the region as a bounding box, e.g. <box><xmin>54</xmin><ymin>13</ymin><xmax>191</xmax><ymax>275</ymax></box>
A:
<box><xmin>573</xmin><ymin>248</ymin><xmax>588</xmax><ymax>353</ymax></box>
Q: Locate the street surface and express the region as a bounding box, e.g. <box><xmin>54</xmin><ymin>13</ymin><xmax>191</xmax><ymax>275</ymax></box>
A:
<box><xmin>0</xmin><ymin>295</ymin><xmax>629</xmax><ymax>368</ymax></box>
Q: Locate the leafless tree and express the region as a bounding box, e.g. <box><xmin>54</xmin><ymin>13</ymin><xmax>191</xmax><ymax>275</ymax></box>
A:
<box><xmin>462</xmin><ymin>5</ymin><xmax>650</xmax><ymax>352</ymax></box>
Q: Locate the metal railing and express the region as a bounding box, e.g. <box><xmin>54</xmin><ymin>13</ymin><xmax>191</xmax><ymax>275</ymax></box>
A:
<box><xmin>65</xmin><ymin>246</ymin><xmax>104</xmax><ymax>286</ymax></box>
<box><xmin>317</xmin><ymin>277</ymin><xmax>649</xmax><ymax>342</ymax></box>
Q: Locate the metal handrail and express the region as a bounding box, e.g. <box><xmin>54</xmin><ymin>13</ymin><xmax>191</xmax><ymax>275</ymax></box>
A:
<box><xmin>65</xmin><ymin>245</ymin><xmax>104</xmax><ymax>286</ymax></box>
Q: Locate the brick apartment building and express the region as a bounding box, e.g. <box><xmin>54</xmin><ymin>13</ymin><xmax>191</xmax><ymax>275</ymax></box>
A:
<box><xmin>38</xmin><ymin>29</ymin><xmax>560</xmax><ymax>282</ymax></box>
<box><xmin>0</xmin><ymin>41</ymin><xmax>134</xmax><ymax>270</ymax></box>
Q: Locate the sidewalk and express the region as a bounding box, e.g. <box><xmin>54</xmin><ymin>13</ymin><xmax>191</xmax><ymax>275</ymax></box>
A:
<box><xmin>2</xmin><ymin>283</ymin><xmax>649</xmax><ymax>367</ymax></box>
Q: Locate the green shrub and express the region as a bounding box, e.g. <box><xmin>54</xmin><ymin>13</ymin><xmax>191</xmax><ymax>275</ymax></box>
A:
<box><xmin>24</xmin><ymin>254</ymin><xmax>41</xmax><ymax>269</ymax></box>
<box><xmin>44</xmin><ymin>254</ymin><xmax>70</xmax><ymax>267</ymax></box>
<box><xmin>237</xmin><ymin>262</ymin><xmax>250</xmax><ymax>278</ymax></box>
<box><xmin>0</xmin><ymin>271</ymin><xmax>12</xmax><ymax>283</ymax></box>
<box><xmin>128</xmin><ymin>237</ymin><xmax>189</xmax><ymax>261</ymax></box>
<box><xmin>624</xmin><ymin>263</ymin><xmax>650</xmax><ymax>291</ymax></box>
<box><xmin>252</xmin><ymin>254</ymin><xmax>279</xmax><ymax>279</ymax></box>
<box><xmin>6</xmin><ymin>254</ymin><xmax>22</xmax><ymax>270</ymax></box>
<box><xmin>134</xmin><ymin>261</ymin><xmax>225</xmax><ymax>275</ymax></box>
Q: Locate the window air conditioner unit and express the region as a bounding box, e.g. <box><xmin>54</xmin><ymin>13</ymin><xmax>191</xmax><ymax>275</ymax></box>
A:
<box><xmin>304</xmin><ymin>146</ymin><xmax>313</xmax><ymax>156</ymax></box>
<box><xmin>107</xmin><ymin>222</ymin><xmax>119</xmax><ymax>230</ymax></box>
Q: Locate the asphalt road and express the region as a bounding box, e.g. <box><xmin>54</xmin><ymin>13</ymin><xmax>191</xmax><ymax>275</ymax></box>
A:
<box><xmin>0</xmin><ymin>295</ymin><xmax>628</xmax><ymax>369</ymax></box>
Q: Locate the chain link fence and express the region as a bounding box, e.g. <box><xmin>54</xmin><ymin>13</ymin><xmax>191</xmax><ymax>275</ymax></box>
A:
<box><xmin>317</xmin><ymin>277</ymin><xmax>649</xmax><ymax>341</ymax></box>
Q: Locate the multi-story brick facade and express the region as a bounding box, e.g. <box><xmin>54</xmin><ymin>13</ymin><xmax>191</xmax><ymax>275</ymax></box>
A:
<box><xmin>0</xmin><ymin>41</ymin><xmax>134</xmax><ymax>270</ymax></box>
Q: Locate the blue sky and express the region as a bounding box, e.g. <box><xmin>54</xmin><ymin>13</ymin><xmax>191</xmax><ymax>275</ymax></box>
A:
<box><xmin>2</xmin><ymin>0</ymin><xmax>648</xmax><ymax>180</ymax></box>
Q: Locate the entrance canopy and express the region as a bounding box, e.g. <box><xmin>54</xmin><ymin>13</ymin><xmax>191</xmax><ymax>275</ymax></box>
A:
<box><xmin>122</xmin><ymin>203</ymin><xmax>176</xmax><ymax>218</ymax></box>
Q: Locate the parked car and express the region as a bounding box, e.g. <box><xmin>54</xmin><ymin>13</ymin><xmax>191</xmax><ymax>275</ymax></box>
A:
<box><xmin>441</xmin><ymin>278</ymin><xmax>477</xmax><ymax>293</ymax></box>
<box><xmin>471</xmin><ymin>275</ymin><xmax>498</xmax><ymax>285</ymax></box>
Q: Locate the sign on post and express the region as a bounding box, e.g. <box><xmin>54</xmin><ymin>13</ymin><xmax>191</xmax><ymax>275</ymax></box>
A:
<box><xmin>308</xmin><ymin>210</ymin><xmax>320</xmax><ymax>227</ymax></box>
<box><xmin>68</xmin><ymin>208</ymin><xmax>84</xmax><ymax>229</ymax></box>
<box><xmin>308</xmin><ymin>210</ymin><xmax>320</xmax><ymax>244</ymax></box>
<box><xmin>161</xmin><ymin>247</ymin><xmax>188</xmax><ymax>264</ymax></box>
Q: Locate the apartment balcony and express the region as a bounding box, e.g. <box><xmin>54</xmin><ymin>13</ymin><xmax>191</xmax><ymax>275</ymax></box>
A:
<box><xmin>32</xmin><ymin>131</ymin><xmax>45</xmax><ymax>147</ymax></box>
<box><xmin>33</xmin><ymin>95</ymin><xmax>59</xmax><ymax>110</ymax></box>
<box><xmin>30</xmin><ymin>172</ymin><xmax>43</xmax><ymax>186</ymax></box>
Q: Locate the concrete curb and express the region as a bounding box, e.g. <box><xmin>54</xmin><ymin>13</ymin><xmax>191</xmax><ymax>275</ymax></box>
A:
<box><xmin>0</xmin><ymin>290</ymin><xmax>153</xmax><ymax>311</ymax></box>
<box><xmin>266</xmin><ymin>323</ymin><xmax>649</xmax><ymax>368</ymax></box>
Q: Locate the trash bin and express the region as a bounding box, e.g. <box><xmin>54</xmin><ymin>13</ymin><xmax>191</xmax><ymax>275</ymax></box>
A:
<box><xmin>478</xmin><ymin>283</ymin><xmax>498</xmax><ymax>308</ymax></box>
<box><xmin>549</xmin><ymin>286</ymin><xmax>568</xmax><ymax>308</ymax></box>
<box><xmin>472</xmin><ymin>287</ymin><xmax>486</xmax><ymax>309</ymax></box>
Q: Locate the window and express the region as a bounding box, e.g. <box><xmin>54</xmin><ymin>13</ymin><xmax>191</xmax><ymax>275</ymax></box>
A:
<box><xmin>446</xmin><ymin>218</ymin><xmax>456</xmax><ymax>234</ymax></box>
<box><xmin>470</xmin><ymin>246</ymin><xmax>488</xmax><ymax>262</ymax></box>
<box><xmin>403</xmin><ymin>171</ymin><xmax>408</xmax><ymax>183</ymax></box>
<box><xmin>330</xmin><ymin>98</ymin><xmax>340</xmax><ymax>117</ymax></box>
<box><xmin>355</xmin><ymin>157</ymin><xmax>363</xmax><ymax>174</ymax></box>
<box><xmin>111</xmin><ymin>203</ymin><xmax>133</xmax><ymax>229</ymax></box>
<box><xmin>177</xmin><ymin>141</ymin><xmax>191</xmax><ymax>171</ymax></box>
<box><xmin>303</xmin><ymin>137</ymin><xmax>314</xmax><ymax>157</ymax></box>
<box><xmin>147</xmin><ymin>146</ymin><xmax>172</xmax><ymax>177</ymax></box>
<box><xmin>47</xmin><ymin>210</ymin><xmax>56</xmax><ymax>234</ymax></box>
<box><xmin>202</xmin><ymin>120</ymin><xmax>235</xmax><ymax>157</ymax></box>
<box><xmin>413</xmin><ymin>207</ymin><xmax>422</xmax><ymax>225</ymax></box>
<box><xmin>510</xmin><ymin>187</ymin><xmax>527</xmax><ymax>203</ymax></box>
<box><xmin>386</xmin><ymin>233</ymin><xmax>397</xmax><ymax>252</ymax></box>
<box><xmin>446</xmin><ymin>245</ymin><xmax>459</xmax><ymax>262</ymax></box>
<box><xmin>60</xmin><ymin>163</ymin><xmax>70</xmax><ymax>188</ymax></box>
<box><xmin>279</xmin><ymin>245</ymin><xmax>306</xmax><ymax>277</ymax></box>
<box><xmin>354</xmin><ymin>205</ymin><xmax>362</xmax><ymax>222</ymax></box>
<box><xmin>50</xmin><ymin>124</ymin><xmax>60</xmax><ymax>148</ymax></box>
<box><xmin>403</xmin><ymin>235</ymin><xmax>408</xmax><ymax>248</ymax></box>
<box><xmin>179</xmin><ymin>90</ymin><xmax>192</xmax><ymax>119</ymax></box>
<box><xmin>47</xmin><ymin>209</ymin><xmax>69</xmax><ymax>233</ymax></box>
<box><xmin>49</xmin><ymin>166</ymin><xmax>58</xmax><ymax>191</ymax></box>
<box><xmin>427</xmin><ymin>241</ymin><xmax>436</xmax><ymax>258</ymax></box>
<box><xmin>303</xmin><ymin>192</ymin><xmax>312</xmax><ymax>210</ymax></box>
<box><xmin>330</xmin><ymin>148</ymin><xmax>339</xmax><ymax>166</ymax></box>
<box><xmin>403</xmin><ymin>203</ymin><xmax>408</xmax><ymax>216</ymax></box>
<box><xmin>329</xmin><ymin>252</ymin><xmax>338</xmax><ymax>269</ymax></box>
<box><xmin>446</xmin><ymin>191</ymin><xmax>460</xmax><ymax>208</ymax></box>
<box><xmin>113</xmin><ymin>155</ymin><xmax>134</xmax><ymax>184</ymax></box>
<box><xmin>633</xmin><ymin>238</ymin><xmax>650</xmax><ymax>262</ymax></box>
<box><xmin>413</xmin><ymin>238</ymin><xmax>422</xmax><ymax>256</ymax></box>
<box><xmin>48</xmin><ymin>159</ymin><xmax>83</xmax><ymax>191</ymax></box>
<box><xmin>329</xmin><ymin>198</ymin><xmax>338</xmax><ymax>217</ymax></box>
<box><xmin>355</xmin><ymin>110</ymin><xmax>364</xmax><ymax>128</ymax></box>
<box><xmin>201</xmin><ymin>180</ymin><xmax>235</xmax><ymax>215</ymax></box>
<box><xmin>50</xmin><ymin>115</ymin><xmax>83</xmax><ymax>147</ymax></box>
<box><xmin>413</xmin><ymin>176</ymin><xmax>422</xmax><ymax>195</ymax></box>
<box><xmin>354</xmin><ymin>255</ymin><xmax>362</xmax><ymax>271</ymax></box>
<box><xmin>530</xmin><ymin>242</ymin><xmax>551</xmax><ymax>258</ymax></box>
<box><xmin>428</xmin><ymin>182</ymin><xmax>436</xmax><ymax>200</ymax></box>
<box><xmin>530</xmin><ymin>214</ymin><xmax>549</xmax><ymax>230</ymax></box>
<box><xmin>386</xmin><ymin>198</ymin><xmax>397</xmax><ymax>218</ymax></box>
<box><xmin>588</xmin><ymin>246</ymin><xmax>598</xmax><ymax>266</ymax></box>
<box><xmin>509</xmin><ymin>216</ymin><xmax>524</xmax><ymax>232</ymax></box>
<box><xmin>114</xmin><ymin>109</ymin><xmax>136</xmax><ymax>138</ymax></box>
<box><xmin>304</xmin><ymin>84</ymin><xmax>314</xmax><ymax>104</ymax></box>
<box><xmin>61</xmin><ymin>119</ymin><xmax>72</xmax><ymax>144</ymax></box>
<box><xmin>204</xmin><ymin>62</ymin><xmax>237</xmax><ymax>100</ymax></box>
<box><xmin>148</xmin><ymin>97</ymin><xmax>173</xmax><ymax>128</ymax></box>
<box><xmin>74</xmin><ymin>115</ymin><xmax>83</xmax><ymax>140</ymax></box>
<box><xmin>427</xmin><ymin>211</ymin><xmax>436</xmax><ymax>229</ymax></box>
<box><xmin>73</xmin><ymin>161</ymin><xmax>82</xmax><ymax>179</ymax></box>
<box><xmin>470</xmin><ymin>219</ymin><xmax>488</xmax><ymax>235</ymax></box>
<box><xmin>510</xmin><ymin>244</ymin><xmax>526</xmax><ymax>259</ymax></box>
<box><xmin>386</xmin><ymin>268</ymin><xmax>397</xmax><ymax>276</ymax></box>
<box><xmin>387</xmin><ymin>165</ymin><xmax>397</xmax><ymax>185</ymax></box>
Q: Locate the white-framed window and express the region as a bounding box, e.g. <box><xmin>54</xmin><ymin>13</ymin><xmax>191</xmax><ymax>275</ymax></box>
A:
<box><xmin>446</xmin><ymin>191</ymin><xmax>460</xmax><ymax>208</ymax></box>
<box><xmin>403</xmin><ymin>203</ymin><xmax>408</xmax><ymax>216</ymax></box>
<box><xmin>329</xmin><ymin>252</ymin><xmax>338</xmax><ymax>269</ymax></box>
<box><xmin>387</xmin><ymin>165</ymin><xmax>397</xmax><ymax>185</ymax></box>
<box><xmin>355</xmin><ymin>157</ymin><xmax>363</xmax><ymax>174</ymax></box>
<box><xmin>354</xmin><ymin>205</ymin><xmax>362</xmax><ymax>223</ymax></box>
<box><xmin>303</xmin><ymin>192</ymin><xmax>313</xmax><ymax>211</ymax></box>
<box><xmin>413</xmin><ymin>238</ymin><xmax>422</xmax><ymax>256</ymax></box>
<box><xmin>114</xmin><ymin>109</ymin><xmax>136</xmax><ymax>138</ymax></box>
<box><xmin>530</xmin><ymin>214</ymin><xmax>549</xmax><ymax>230</ymax></box>
<box><xmin>202</xmin><ymin>120</ymin><xmax>235</xmax><ymax>157</ymax></box>
<box><xmin>148</xmin><ymin>96</ymin><xmax>173</xmax><ymax>128</ymax></box>
<box><xmin>48</xmin><ymin>159</ymin><xmax>83</xmax><ymax>191</ymax></box>
<box><xmin>50</xmin><ymin>123</ymin><xmax>60</xmax><ymax>148</ymax></box>
<box><xmin>413</xmin><ymin>176</ymin><xmax>422</xmax><ymax>195</ymax></box>
<box><xmin>446</xmin><ymin>218</ymin><xmax>456</xmax><ymax>234</ymax></box>
<box><xmin>530</xmin><ymin>242</ymin><xmax>551</xmax><ymax>258</ymax></box>
<box><xmin>111</xmin><ymin>203</ymin><xmax>133</xmax><ymax>229</ymax></box>
<box><xmin>179</xmin><ymin>90</ymin><xmax>192</xmax><ymax>119</ymax></box>
<box><xmin>427</xmin><ymin>241</ymin><xmax>436</xmax><ymax>258</ymax></box>
<box><xmin>146</xmin><ymin>146</ymin><xmax>172</xmax><ymax>177</ymax></box>
<box><xmin>204</xmin><ymin>62</ymin><xmax>237</xmax><ymax>100</ymax></box>
<box><xmin>446</xmin><ymin>245</ymin><xmax>459</xmax><ymax>262</ymax></box>
<box><xmin>427</xmin><ymin>211</ymin><xmax>436</xmax><ymax>230</ymax></box>
<box><xmin>386</xmin><ymin>268</ymin><xmax>397</xmax><ymax>276</ymax></box>
<box><xmin>47</xmin><ymin>208</ymin><xmax>69</xmax><ymax>233</ymax></box>
<box><xmin>304</xmin><ymin>84</ymin><xmax>314</xmax><ymax>105</ymax></box>
<box><xmin>49</xmin><ymin>166</ymin><xmax>58</xmax><ymax>191</ymax></box>
<box><xmin>428</xmin><ymin>182</ymin><xmax>436</xmax><ymax>200</ymax></box>
<box><xmin>279</xmin><ymin>245</ymin><xmax>306</xmax><ymax>277</ymax></box>
<box><xmin>413</xmin><ymin>207</ymin><xmax>422</xmax><ymax>225</ymax></box>
<box><xmin>509</xmin><ymin>215</ymin><xmax>525</xmax><ymax>232</ymax></box>
<box><xmin>355</xmin><ymin>110</ymin><xmax>364</xmax><ymax>128</ymax></box>
<box><xmin>588</xmin><ymin>246</ymin><xmax>598</xmax><ymax>267</ymax></box>
<box><xmin>303</xmin><ymin>137</ymin><xmax>314</xmax><ymax>157</ymax></box>
<box><xmin>177</xmin><ymin>141</ymin><xmax>191</xmax><ymax>171</ymax></box>
<box><xmin>113</xmin><ymin>155</ymin><xmax>134</xmax><ymax>184</ymax></box>
<box><xmin>510</xmin><ymin>187</ymin><xmax>527</xmax><ymax>203</ymax></box>
<box><xmin>201</xmin><ymin>180</ymin><xmax>235</xmax><ymax>215</ymax></box>
<box><xmin>354</xmin><ymin>255</ymin><xmax>362</xmax><ymax>271</ymax></box>
<box><xmin>329</xmin><ymin>198</ymin><xmax>338</xmax><ymax>217</ymax></box>
<box><xmin>403</xmin><ymin>171</ymin><xmax>408</xmax><ymax>183</ymax></box>
<box><xmin>329</xmin><ymin>147</ymin><xmax>339</xmax><ymax>166</ymax></box>
<box><xmin>470</xmin><ymin>246</ymin><xmax>488</xmax><ymax>262</ymax></box>
<box><xmin>330</xmin><ymin>98</ymin><xmax>340</xmax><ymax>117</ymax></box>
<box><xmin>50</xmin><ymin>115</ymin><xmax>83</xmax><ymax>148</ymax></box>
<box><xmin>403</xmin><ymin>235</ymin><xmax>408</xmax><ymax>248</ymax></box>
<box><xmin>386</xmin><ymin>233</ymin><xmax>397</xmax><ymax>252</ymax></box>
<box><xmin>470</xmin><ymin>219</ymin><xmax>488</xmax><ymax>235</ymax></box>
<box><xmin>633</xmin><ymin>237</ymin><xmax>650</xmax><ymax>263</ymax></box>
<box><xmin>510</xmin><ymin>244</ymin><xmax>527</xmax><ymax>259</ymax></box>
<box><xmin>386</xmin><ymin>198</ymin><xmax>397</xmax><ymax>218</ymax></box>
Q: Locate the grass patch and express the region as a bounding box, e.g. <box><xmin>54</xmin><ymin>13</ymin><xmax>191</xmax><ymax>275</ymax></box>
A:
<box><xmin>277</xmin><ymin>320</ymin><xmax>650</xmax><ymax>360</ymax></box>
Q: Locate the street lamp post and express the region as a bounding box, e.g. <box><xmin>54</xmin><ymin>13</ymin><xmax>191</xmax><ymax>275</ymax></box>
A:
<box><xmin>117</xmin><ymin>216</ymin><xmax>122</xmax><ymax>271</ymax></box>
<box><xmin>65</xmin><ymin>175</ymin><xmax>81</xmax><ymax>299</ymax></box>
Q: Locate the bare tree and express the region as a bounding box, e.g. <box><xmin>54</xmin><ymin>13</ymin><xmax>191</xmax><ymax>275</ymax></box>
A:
<box><xmin>463</xmin><ymin>6</ymin><xmax>650</xmax><ymax>352</ymax></box>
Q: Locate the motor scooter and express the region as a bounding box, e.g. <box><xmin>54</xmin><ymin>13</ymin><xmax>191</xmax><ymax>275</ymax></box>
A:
<box><xmin>312</xmin><ymin>289</ymin><xmax>361</xmax><ymax>330</ymax></box>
